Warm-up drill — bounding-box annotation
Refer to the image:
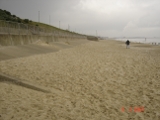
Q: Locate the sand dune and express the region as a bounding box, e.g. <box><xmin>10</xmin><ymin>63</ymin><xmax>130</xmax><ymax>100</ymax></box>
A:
<box><xmin>0</xmin><ymin>40</ymin><xmax>160</xmax><ymax>120</ymax></box>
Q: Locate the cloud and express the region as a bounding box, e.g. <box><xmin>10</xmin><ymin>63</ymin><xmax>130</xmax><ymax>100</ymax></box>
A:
<box><xmin>0</xmin><ymin>0</ymin><xmax>160</xmax><ymax>37</ymax></box>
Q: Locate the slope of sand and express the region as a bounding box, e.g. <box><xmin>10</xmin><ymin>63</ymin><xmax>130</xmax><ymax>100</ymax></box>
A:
<box><xmin>0</xmin><ymin>40</ymin><xmax>160</xmax><ymax>120</ymax></box>
<box><xmin>0</xmin><ymin>39</ymin><xmax>88</xmax><ymax>61</ymax></box>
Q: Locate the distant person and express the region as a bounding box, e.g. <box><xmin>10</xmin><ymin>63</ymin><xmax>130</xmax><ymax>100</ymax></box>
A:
<box><xmin>125</xmin><ymin>40</ymin><xmax>130</xmax><ymax>49</ymax></box>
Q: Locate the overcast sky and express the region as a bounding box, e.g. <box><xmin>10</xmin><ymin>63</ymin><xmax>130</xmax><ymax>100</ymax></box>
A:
<box><xmin>0</xmin><ymin>0</ymin><xmax>160</xmax><ymax>37</ymax></box>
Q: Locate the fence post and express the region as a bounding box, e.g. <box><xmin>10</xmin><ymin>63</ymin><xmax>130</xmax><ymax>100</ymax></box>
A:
<box><xmin>27</xmin><ymin>24</ymin><xmax>29</xmax><ymax>42</ymax></box>
<box><xmin>38</xmin><ymin>26</ymin><xmax>39</xmax><ymax>36</ymax></box>
<box><xmin>27</xmin><ymin>24</ymin><xmax>29</xmax><ymax>35</ymax></box>
<box><xmin>7</xmin><ymin>22</ymin><xmax>10</xmax><ymax>35</ymax></box>
<box><xmin>18</xmin><ymin>23</ymin><xmax>20</xmax><ymax>35</ymax></box>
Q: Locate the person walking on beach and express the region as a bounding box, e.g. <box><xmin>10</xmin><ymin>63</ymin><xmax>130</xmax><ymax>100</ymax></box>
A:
<box><xmin>126</xmin><ymin>40</ymin><xmax>130</xmax><ymax>49</ymax></box>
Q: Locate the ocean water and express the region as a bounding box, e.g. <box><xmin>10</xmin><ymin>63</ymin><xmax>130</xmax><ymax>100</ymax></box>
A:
<box><xmin>115</xmin><ymin>38</ymin><xmax>160</xmax><ymax>45</ymax></box>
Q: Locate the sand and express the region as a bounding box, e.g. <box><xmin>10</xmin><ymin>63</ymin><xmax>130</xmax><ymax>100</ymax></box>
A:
<box><xmin>0</xmin><ymin>40</ymin><xmax>160</xmax><ymax>120</ymax></box>
<box><xmin>0</xmin><ymin>39</ymin><xmax>88</xmax><ymax>61</ymax></box>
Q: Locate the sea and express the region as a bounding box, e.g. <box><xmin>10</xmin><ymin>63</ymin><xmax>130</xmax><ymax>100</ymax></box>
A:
<box><xmin>114</xmin><ymin>38</ymin><xmax>160</xmax><ymax>45</ymax></box>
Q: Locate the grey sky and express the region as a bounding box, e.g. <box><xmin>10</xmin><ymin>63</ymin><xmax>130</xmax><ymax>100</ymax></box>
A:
<box><xmin>0</xmin><ymin>0</ymin><xmax>160</xmax><ymax>37</ymax></box>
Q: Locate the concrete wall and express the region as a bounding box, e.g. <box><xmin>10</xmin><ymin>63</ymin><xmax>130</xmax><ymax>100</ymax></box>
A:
<box><xmin>0</xmin><ymin>35</ymin><xmax>86</xmax><ymax>46</ymax></box>
<box><xmin>87</xmin><ymin>36</ymin><xmax>98</xmax><ymax>41</ymax></box>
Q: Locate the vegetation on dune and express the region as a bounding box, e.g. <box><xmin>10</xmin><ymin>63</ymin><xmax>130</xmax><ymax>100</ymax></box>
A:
<box><xmin>0</xmin><ymin>9</ymin><xmax>30</xmax><ymax>24</ymax></box>
<box><xmin>0</xmin><ymin>9</ymin><xmax>85</xmax><ymax>35</ymax></box>
<box><xmin>0</xmin><ymin>9</ymin><xmax>100</xmax><ymax>39</ymax></box>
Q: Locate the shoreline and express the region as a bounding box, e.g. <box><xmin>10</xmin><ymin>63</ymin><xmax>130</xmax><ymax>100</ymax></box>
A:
<box><xmin>114</xmin><ymin>38</ymin><xmax>160</xmax><ymax>45</ymax></box>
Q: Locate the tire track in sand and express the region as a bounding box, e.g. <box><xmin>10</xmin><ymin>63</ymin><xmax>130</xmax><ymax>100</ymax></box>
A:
<box><xmin>0</xmin><ymin>73</ymin><xmax>50</xmax><ymax>93</ymax></box>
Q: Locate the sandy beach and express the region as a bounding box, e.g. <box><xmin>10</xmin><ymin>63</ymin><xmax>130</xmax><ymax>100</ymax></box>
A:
<box><xmin>0</xmin><ymin>40</ymin><xmax>160</xmax><ymax>120</ymax></box>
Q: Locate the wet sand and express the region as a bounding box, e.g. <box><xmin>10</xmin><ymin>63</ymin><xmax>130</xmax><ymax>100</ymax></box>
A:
<box><xmin>0</xmin><ymin>40</ymin><xmax>160</xmax><ymax>120</ymax></box>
